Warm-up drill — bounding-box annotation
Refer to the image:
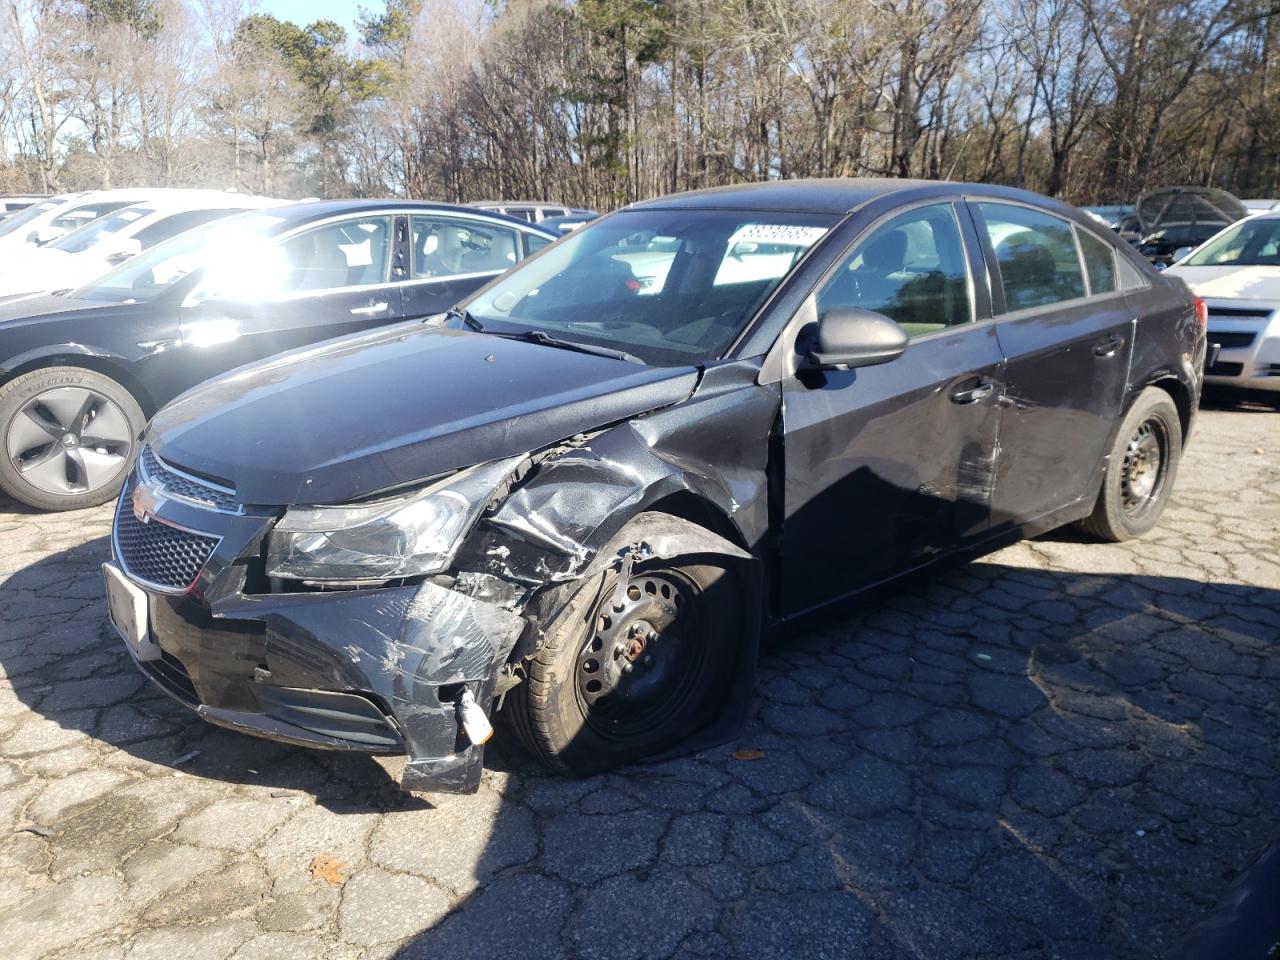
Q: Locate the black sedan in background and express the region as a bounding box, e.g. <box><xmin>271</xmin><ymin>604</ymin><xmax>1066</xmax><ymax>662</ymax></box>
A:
<box><xmin>0</xmin><ymin>200</ymin><xmax>554</xmax><ymax>510</ymax></box>
<box><xmin>102</xmin><ymin>179</ymin><xmax>1205</xmax><ymax>794</ymax></box>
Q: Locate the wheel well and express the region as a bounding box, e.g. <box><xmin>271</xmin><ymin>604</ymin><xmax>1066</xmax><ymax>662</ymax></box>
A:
<box><xmin>644</xmin><ymin>492</ymin><xmax>749</xmax><ymax>551</ymax></box>
<box><xmin>1150</xmin><ymin>377</ymin><xmax>1191</xmax><ymax>440</ymax></box>
<box><xmin>3</xmin><ymin>355</ymin><xmax>157</xmax><ymax>416</ymax></box>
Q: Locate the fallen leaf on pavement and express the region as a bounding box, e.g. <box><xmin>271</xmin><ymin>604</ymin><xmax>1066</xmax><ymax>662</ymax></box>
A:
<box><xmin>310</xmin><ymin>854</ymin><xmax>348</xmax><ymax>885</ymax></box>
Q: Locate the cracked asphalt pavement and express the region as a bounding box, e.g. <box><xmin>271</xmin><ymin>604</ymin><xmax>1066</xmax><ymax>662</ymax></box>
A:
<box><xmin>0</xmin><ymin>401</ymin><xmax>1277</xmax><ymax>960</ymax></box>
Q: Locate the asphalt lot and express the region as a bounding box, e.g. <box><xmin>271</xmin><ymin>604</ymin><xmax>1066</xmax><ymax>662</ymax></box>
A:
<box><xmin>0</xmin><ymin>399</ymin><xmax>1277</xmax><ymax>960</ymax></box>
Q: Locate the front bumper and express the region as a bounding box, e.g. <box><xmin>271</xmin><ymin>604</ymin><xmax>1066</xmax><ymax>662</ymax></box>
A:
<box><xmin>1204</xmin><ymin>302</ymin><xmax>1280</xmax><ymax>393</ymax></box>
<box><xmin>108</xmin><ymin>475</ymin><xmax>527</xmax><ymax>794</ymax></box>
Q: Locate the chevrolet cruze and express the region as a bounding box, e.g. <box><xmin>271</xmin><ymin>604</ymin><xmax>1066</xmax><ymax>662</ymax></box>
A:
<box><xmin>102</xmin><ymin>179</ymin><xmax>1206</xmax><ymax>793</ymax></box>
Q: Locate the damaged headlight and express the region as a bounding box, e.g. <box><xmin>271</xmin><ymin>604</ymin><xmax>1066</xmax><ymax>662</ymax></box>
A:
<box><xmin>266</xmin><ymin>457</ymin><xmax>519</xmax><ymax>583</ymax></box>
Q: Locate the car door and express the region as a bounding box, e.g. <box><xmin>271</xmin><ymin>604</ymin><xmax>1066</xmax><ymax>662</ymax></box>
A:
<box><xmin>176</xmin><ymin>212</ymin><xmax>405</xmax><ymax>379</ymax></box>
<box><xmin>969</xmin><ymin>201</ymin><xmax>1134</xmax><ymax>528</ymax></box>
<box><xmin>400</xmin><ymin>214</ymin><xmax>525</xmax><ymax>318</ymax></box>
<box><xmin>778</xmin><ymin>200</ymin><xmax>1006</xmax><ymax>617</ymax></box>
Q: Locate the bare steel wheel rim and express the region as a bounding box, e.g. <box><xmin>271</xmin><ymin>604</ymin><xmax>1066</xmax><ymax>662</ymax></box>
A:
<box><xmin>574</xmin><ymin>570</ymin><xmax>708</xmax><ymax>742</ymax></box>
<box><xmin>1119</xmin><ymin>418</ymin><xmax>1167</xmax><ymax>517</ymax></box>
<box><xmin>6</xmin><ymin>387</ymin><xmax>133</xmax><ymax>496</ymax></box>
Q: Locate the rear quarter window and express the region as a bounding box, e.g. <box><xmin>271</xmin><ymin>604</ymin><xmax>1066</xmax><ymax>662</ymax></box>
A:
<box><xmin>1078</xmin><ymin>229</ymin><xmax>1118</xmax><ymax>295</ymax></box>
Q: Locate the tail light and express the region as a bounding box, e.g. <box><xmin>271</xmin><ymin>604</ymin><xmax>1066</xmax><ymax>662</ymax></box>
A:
<box><xmin>1193</xmin><ymin>297</ymin><xmax>1208</xmax><ymax>329</ymax></box>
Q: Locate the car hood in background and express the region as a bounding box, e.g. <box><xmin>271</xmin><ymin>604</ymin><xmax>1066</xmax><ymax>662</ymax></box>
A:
<box><xmin>1136</xmin><ymin>188</ymin><xmax>1247</xmax><ymax>233</ymax></box>
<box><xmin>149</xmin><ymin>323</ymin><xmax>701</xmax><ymax>506</ymax></box>
<box><xmin>0</xmin><ymin>247</ymin><xmax>97</xmax><ymax>299</ymax></box>
<box><xmin>1165</xmin><ymin>265</ymin><xmax>1280</xmax><ymax>302</ymax></box>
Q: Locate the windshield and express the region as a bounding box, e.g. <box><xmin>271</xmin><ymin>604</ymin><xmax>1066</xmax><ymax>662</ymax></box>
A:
<box><xmin>0</xmin><ymin>198</ymin><xmax>63</xmax><ymax>239</ymax></box>
<box><xmin>1184</xmin><ymin>218</ymin><xmax>1280</xmax><ymax>267</ymax></box>
<box><xmin>52</xmin><ymin>205</ymin><xmax>150</xmax><ymax>254</ymax></box>
<box><xmin>72</xmin><ymin>211</ymin><xmax>286</xmax><ymax>303</ymax></box>
<box><xmin>463</xmin><ymin>209</ymin><xmax>835</xmax><ymax>365</ymax></box>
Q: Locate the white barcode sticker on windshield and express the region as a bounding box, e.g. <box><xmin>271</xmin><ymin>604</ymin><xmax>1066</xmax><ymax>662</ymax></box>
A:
<box><xmin>728</xmin><ymin>224</ymin><xmax>828</xmax><ymax>247</ymax></box>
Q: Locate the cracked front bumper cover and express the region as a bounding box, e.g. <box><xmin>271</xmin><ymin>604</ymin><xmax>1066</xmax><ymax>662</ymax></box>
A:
<box><xmin>120</xmin><ymin>568</ymin><xmax>526</xmax><ymax>794</ymax></box>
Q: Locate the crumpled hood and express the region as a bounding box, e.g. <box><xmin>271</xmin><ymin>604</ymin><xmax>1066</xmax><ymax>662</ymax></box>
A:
<box><xmin>150</xmin><ymin>322</ymin><xmax>700</xmax><ymax>506</ymax></box>
<box><xmin>1165</xmin><ymin>265</ymin><xmax>1280</xmax><ymax>303</ymax></box>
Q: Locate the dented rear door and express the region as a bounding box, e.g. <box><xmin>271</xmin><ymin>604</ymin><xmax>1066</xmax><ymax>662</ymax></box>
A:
<box><xmin>968</xmin><ymin>200</ymin><xmax>1134</xmax><ymax>528</ymax></box>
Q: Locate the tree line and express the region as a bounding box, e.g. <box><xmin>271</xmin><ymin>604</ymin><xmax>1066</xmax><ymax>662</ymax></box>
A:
<box><xmin>3</xmin><ymin>0</ymin><xmax>1279</xmax><ymax>209</ymax></box>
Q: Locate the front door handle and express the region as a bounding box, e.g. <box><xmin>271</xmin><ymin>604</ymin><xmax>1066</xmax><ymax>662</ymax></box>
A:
<box><xmin>351</xmin><ymin>302</ymin><xmax>390</xmax><ymax>316</ymax></box>
<box><xmin>950</xmin><ymin>380</ymin><xmax>995</xmax><ymax>405</ymax></box>
<box><xmin>1093</xmin><ymin>334</ymin><xmax>1122</xmax><ymax>357</ymax></box>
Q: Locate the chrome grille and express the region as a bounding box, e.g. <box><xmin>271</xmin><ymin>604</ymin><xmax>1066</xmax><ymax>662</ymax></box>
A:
<box><xmin>139</xmin><ymin>446</ymin><xmax>240</xmax><ymax>513</ymax></box>
<box><xmin>113</xmin><ymin>485</ymin><xmax>219</xmax><ymax>591</ymax></box>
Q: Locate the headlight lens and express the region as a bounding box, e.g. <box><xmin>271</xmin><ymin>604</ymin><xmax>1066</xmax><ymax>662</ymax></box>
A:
<box><xmin>266</xmin><ymin>458</ymin><xmax>517</xmax><ymax>583</ymax></box>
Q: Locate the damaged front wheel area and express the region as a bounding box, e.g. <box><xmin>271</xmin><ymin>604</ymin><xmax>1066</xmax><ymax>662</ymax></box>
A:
<box><xmin>509</xmin><ymin>556</ymin><xmax>744</xmax><ymax>775</ymax></box>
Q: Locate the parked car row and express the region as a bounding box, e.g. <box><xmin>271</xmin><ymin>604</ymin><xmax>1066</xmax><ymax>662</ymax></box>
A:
<box><xmin>0</xmin><ymin>194</ymin><xmax>49</xmax><ymax>217</ymax></box>
<box><xmin>1078</xmin><ymin>188</ymin><xmax>1279</xmax><ymax>400</ymax></box>
<box><xmin>41</xmin><ymin>178</ymin><xmax>1199</xmax><ymax>800</ymax></box>
<box><xmin>0</xmin><ymin>199</ymin><xmax>555</xmax><ymax>509</ymax></box>
<box><xmin>0</xmin><ymin>189</ymin><xmax>287</xmax><ymax>300</ymax></box>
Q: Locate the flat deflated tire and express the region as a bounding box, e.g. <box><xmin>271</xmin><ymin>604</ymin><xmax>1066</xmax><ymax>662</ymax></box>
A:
<box><xmin>509</xmin><ymin>551</ymin><xmax>743</xmax><ymax>775</ymax></box>
<box><xmin>1078</xmin><ymin>387</ymin><xmax>1182</xmax><ymax>542</ymax></box>
<box><xmin>0</xmin><ymin>366</ymin><xmax>145</xmax><ymax>511</ymax></box>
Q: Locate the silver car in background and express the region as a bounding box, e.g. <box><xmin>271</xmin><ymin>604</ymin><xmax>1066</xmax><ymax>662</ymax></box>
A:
<box><xmin>1166</xmin><ymin>212</ymin><xmax>1280</xmax><ymax>403</ymax></box>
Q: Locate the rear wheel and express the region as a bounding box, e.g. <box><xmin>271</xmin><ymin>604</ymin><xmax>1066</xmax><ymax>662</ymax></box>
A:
<box><xmin>0</xmin><ymin>366</ymin><xmax>144</xmax><ymax>511</ymax></box>
<box><xmin>1078</xmin><ymin>387</ymin><xmax>1182</xmax><ymax>542</ymax></box>
<box><xmin>509</xmin><ymin>551</ymin><xmax>743</xmax><ymax>775</ymax></box>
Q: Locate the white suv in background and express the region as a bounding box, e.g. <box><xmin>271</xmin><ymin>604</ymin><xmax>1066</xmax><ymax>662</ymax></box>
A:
<box><xmin>0</xmin><ymin>190</ymin><xmax>283</xmax><ymax>299</ymax></box>
<box><xmin>0</xmin><ymin>191</ymin><xmax>138</xmax><ymax>258</ymax></box>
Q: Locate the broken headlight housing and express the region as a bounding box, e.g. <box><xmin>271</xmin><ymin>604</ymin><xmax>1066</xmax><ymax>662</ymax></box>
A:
<box><xmin>266</xmin><ymin>458</ymin><xmax>518</xmax><ymax>583</ymax></box>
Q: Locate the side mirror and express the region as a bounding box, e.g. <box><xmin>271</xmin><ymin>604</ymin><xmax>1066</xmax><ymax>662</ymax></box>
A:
<box><xmin>1172</xmin><ymin>246</ymin><xmax>1196</xmax><ymax>262</ymax></box>
<box><xmin>105</xmin><ymin>237</ymin><xmax>142</xmax><ymax>265</ymax></box>
<box><xmin>809</xmin><ymin>308</ymin><xmax>909</xmax><ymax>370</ymax></box>
<box><xmin>32</xmin><ymin>224</ymin><xmax>65</xmax><ymax>245</ymax></box>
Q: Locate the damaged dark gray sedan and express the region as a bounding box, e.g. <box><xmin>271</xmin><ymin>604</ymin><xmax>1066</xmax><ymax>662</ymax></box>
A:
<box><xmin>102</xmin><ymin>179</ymin><xmax>1206</xmax><ymax>793</ymax></box>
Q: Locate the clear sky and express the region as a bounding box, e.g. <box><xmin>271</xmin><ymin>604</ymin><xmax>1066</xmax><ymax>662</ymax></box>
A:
<box><xmin>255</xmin><ymin>0</ymin><xmax>380</xmax><ymax>40</ymax></box>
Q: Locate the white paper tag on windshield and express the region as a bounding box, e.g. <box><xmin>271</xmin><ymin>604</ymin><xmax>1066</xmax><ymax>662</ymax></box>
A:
<box><xmin>728</xmin><ymin>224</ymin><xmax>828</xmax><ymax>247</ymax></box>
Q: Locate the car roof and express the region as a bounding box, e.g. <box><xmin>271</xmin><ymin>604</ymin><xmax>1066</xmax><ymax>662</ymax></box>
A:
<box><xmin>267</xmin><ymin>199</ymin><xmax>556</xmax><ymax>233</ymax></box>
<box><xmin>467</xmin><ymin>200</ymin><xmax>567</xmax><ymax>207</ymax></box>
<box><xmin>625</xmin><ymin>178</ymin><xmax>1088</xmax><ymax>217</ymax></box>
<box><xmin>114</xmin><ymin>193</ymin><xmax>284</xmax><ymax>214</ymax></box>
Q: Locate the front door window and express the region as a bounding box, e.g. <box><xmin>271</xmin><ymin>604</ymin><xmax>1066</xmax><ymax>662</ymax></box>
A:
<box><xmin>817</xmin><ymin>203</ymin><xmax>972</xmax><ymax>337</ymax></box>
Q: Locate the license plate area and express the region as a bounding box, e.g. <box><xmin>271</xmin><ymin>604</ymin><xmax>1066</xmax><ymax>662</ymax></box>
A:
<box><xmin>103</xmin><ymin>563</ymin><xmax>162</xmax><ymax>662</ymax></box>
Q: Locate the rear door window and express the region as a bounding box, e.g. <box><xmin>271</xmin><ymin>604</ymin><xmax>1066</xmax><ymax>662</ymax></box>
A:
<box><xmin>50</xmin><ymin>200</ymin><xmax>131</xmax><ymax>234</ymax></box>
<box><xmin>975</xmin><ymin>203</ymin><xmax>1086</xmax><ymax>312</ymax></box>
<box><xmin>409</xmin><ymin>216</ymin><xmax>519</xmax><ymax>279</ymax></box>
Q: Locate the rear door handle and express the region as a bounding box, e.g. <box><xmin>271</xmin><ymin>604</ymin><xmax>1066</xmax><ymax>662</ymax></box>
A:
<box><xmin>1093</xmin><ymin>334</ymin><xmax>1122</xmax><ymax>357</ymax></box>
<box><xmin>351</xmin><ymin>302</ymin><xmax>390</xmax><ymax>316</ymax></box>
<box><xmin>950</xmin><ymin>380</ymin><xmax>995</xmax><ymax>405</ymax></box>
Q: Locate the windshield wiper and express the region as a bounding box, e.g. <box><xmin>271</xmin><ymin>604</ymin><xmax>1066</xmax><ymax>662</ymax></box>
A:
<box><xmin>446</xmin><ymin>305</ymin><xmax>486</xmax><ymax>333</ymax></box>
<box><xmin>509</xmin><ymin>329</ymin><xmax>645</xmax><ymax>365</ymax></box>
<box><xmin>453</xmin><ymin>307</ymin><xmax>644</xmax><ymax>364</ymax></box>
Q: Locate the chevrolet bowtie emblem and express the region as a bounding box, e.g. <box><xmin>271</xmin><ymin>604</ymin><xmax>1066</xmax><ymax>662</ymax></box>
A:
<box><xmin>131</xmin><ymin>481</ymin><xmax>165</xmax><ymax>524</ymax></box>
